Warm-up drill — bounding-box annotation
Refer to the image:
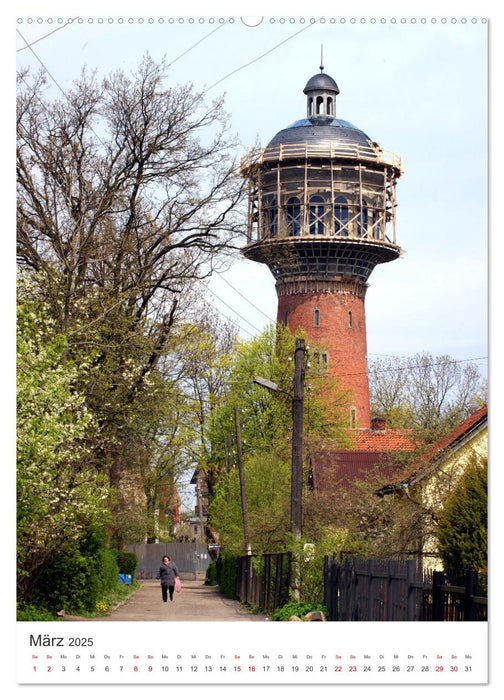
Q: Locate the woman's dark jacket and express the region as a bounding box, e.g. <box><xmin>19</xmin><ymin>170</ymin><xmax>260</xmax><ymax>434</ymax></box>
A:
<box><xmin>156</xmin><ymin>562</ymin><xmax>179</xmax><ymax>586</ymax></box>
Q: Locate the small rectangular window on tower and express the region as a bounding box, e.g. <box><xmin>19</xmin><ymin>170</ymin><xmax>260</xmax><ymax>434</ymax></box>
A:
<box><xmin>313</xmin><ymin>308</ymin><xmax>321</xmax><ymax>327</ymax></box>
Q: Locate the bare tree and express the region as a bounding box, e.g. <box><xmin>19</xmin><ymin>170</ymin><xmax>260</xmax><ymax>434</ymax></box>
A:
<box><xmin>369</xmin><ymin>352</ymin><xmax>487</xmax><ymax>442</ymax></box>
<box><xmin>368</xmin><ymin>355</ymin><xmax>411</xmax><ymax>425</ymax></box>
<box><xmin>17</xmin><ymin>56</ymin><xmax>246</xmax><ymax>543</ymax></box>
<box><xmin>17</xmin><ymin>56</ymin><xmax>244</xmax><ymax>332</ymax></box>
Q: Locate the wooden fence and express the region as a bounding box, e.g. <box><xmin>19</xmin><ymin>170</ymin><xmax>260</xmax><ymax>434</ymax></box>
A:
<box><xmin>236</xmin><ymin>553</ymin><xmax>291</xmax><ymax>613</ymax></box>
<box><xmin>324</xmin><ymin>557</ymin><xmax>487</xmax><ymax>622</ymax></box>
<box><xmin>233</xmin><ymin>553</ymin><xmax>487</xmax><ymax>621</ymax></box>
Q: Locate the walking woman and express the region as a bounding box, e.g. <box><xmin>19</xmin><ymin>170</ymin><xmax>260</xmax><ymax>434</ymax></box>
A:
<box><xmin>156</xmin><ymin>555</ymin><xmax>179</xmax><ymax>602</ymax></box>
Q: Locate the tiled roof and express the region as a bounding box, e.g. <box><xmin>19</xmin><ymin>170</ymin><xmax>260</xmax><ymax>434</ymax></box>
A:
<box><xmin>414</xmin><ymin>405</ymin><xmax>487</xmax><ymax>466</ymax></box>
<box><xmin>353</xmin><ymin>429</ymin><xmax>416</xmax><ymax>451</ymax></box>
<box><xmin>311</xmin><ymin>451</ymin><xmax>400</xmax><ymax>491</ymax></box>
<box><xmin>310</xmin><ymin>408</ymin><xmax>487</xmax><ymax>495</ymax></box>
<box><xmin>376</xmin><ymin>405</ymin><xmax>488</xmax><ymax>494</ymax></box>
<box><xmin>311</xmin><ymin>428</ymin><xmax>416</xmax><ymax>491</ymax></box>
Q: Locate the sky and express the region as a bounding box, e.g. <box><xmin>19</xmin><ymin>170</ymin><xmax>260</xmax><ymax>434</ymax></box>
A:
<box><xmin>14</xmin><ymin>9</ymin><xmax>489</xmax><ymax>380</ymax></box>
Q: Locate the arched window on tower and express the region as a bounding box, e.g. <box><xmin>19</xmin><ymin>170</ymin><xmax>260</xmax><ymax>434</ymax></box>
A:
<box><xmin>309</xmin><ymin>195</ymin><xmax>325</xmax><ymax>235</ymax></box>
<box><xmin>357</xmin><ymin>204</ymin><xmax>368</xmax><ymax>237</ymax></box>
<box><xmin>316</xmin><ymin>95</ymin><xmax>324</xmax><ymax>115</ymax></box>
<box><xmin>308</xmin><ymin>97</ymin><xmax>314</xmax><ymax>117</ymax></box>
<box><xmin>348</xmin><ymin>310</ymin><xmax>353</xmax><ymax>328</ymax></box>
<box><xmin>313</xmin><ymin>307</ymin><xmax>320</xmax><ymax>327</ymax></box>
<box><xmin>286</xmin><ymin>197</ymin><xmax>301</xmax><ymax>236</ymax></box>
<box><xmin>327</xmin><ymin>96</ymin><xmax>334</xmax><ymax>116</ymax></box>
<box><xmin>350</xmin><ymin>406</ymin><xmax>357</xmax><ymax>429</ymax></box>
<box><xmin>334</xmin><ymin>196</ymin><xmax>348</xmax><ymax>235</ymax></box>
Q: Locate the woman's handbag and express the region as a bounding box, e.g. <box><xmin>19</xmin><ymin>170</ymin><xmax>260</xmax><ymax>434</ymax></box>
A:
<box><xmin>175</xmin><ymin>577</ymin><xmax>182</xmax><ymax>593</ymax></box>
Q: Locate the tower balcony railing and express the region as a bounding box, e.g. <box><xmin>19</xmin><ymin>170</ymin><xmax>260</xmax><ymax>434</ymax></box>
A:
<box><xmin>247</xmin><ymin>223</ymin><xmax>399</xmax><ymax>249</ymax></box>
<box><xmin>241</xmin><ymin>141</ymin><xmax>403</xmax><ymax>173</ymax></box>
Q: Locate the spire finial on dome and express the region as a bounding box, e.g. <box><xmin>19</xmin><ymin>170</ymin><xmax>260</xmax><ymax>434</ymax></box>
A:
<box><xmin>320</xmin><ymin>44</ymin><xmax>324</xmax><ymax>73</ymax></box>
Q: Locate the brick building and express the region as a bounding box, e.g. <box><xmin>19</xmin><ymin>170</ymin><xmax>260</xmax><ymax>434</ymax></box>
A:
<box><xmin>241</xmin><ymin>65</ymin><xmax>403</xmax><ymax>431</ymax></box>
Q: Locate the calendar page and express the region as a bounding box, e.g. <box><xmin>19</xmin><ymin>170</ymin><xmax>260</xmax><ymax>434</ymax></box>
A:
<box><xmin>13</xmin><ymin>4</ymin><xmax>494</xmax><ymax>695</ymax></box>
<box><xmin>17</xmin><ymin>621</ymin><xmax>488</xmax><ymax>684</ymax></box>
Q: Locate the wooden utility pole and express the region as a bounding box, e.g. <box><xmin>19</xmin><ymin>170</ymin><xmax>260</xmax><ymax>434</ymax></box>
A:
<box><xmin>234</xmin><ymin>405</ymin><xmax>252</xmax><ymax>556</ymax></box>
<box><xmin>253</xmin><ymin>342</ymin><xmax>305</xmax><ymax>598</ymax></box>
<box><xmin>290</xmin><ymin>337</ymin><xmax>305</xmax><ymax>599</ymax></box>
<box><xmin>226</xmin><ymin>434</ymin><xmax>233</xmax><ymax>473</ymax></box>
<box><xmin>196</xmin><ymin>481</ymin><xmax>206</xmax><ymax>544</ymax></box>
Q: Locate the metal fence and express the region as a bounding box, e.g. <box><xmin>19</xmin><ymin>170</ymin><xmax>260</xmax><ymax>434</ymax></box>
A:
<box><xmin>126</xmin><ymin>542</ymin><xmax>210</xmax><ymax>579</ymax></box>
<box><xmin>236</xmin><ymin>553</ymin><xmax>291</xmax><ymax>613</ymax></box>
<box><xmin>324</xmin><ymin>557</ymin><xmax>487</xmax><ymax>622</ymax></box>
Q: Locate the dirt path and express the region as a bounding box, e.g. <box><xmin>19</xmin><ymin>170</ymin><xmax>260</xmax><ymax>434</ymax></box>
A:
<box><xmin>64</xmin><ymin>580</ymin><xmax>270</xmax><ymax>622</ymax></box>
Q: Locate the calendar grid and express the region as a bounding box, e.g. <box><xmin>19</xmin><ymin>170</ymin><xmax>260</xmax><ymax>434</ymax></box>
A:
<box><xmin>17</xmin><ymin>621</ymin><xmax>488</xmax><ymax>684</ymax></box>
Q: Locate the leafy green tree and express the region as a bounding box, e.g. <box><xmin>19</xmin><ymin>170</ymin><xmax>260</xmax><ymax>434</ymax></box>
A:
<box><xmin>296</xmin><ymin>528</ymin><xmax>366</xmax><ymax>605</ymax></box>
<box><xmin>29</xmin><ymin>525</ymin><xmax>119</xmax><ymax>614</ymax></box>
<box><xmin>436</xmin><ymin>455</ymin><xmax>487</xmax><ymax>574</ymax></box>
<box><xmin>207</xmin><ymin>324</ymin><xmax>350</xmax><ymax>473</ymax></box>
<box><xmin>17</xmin><ymin>281</ymin><xmax>110</xmax><ymax>604</ymax></box>
<box><xmin>207</xmin><ymin>324</ymin><xmax>293</xmax><ymax>465</ymax></box>
<box><xmin>169</xmin><ymin>307</ymin><xmax>238</xmax><ymax>500</ymax></box>
<box><xmin>209</xmin><ymin>453</ymin><xmax>291</xmax><ymax>555</ymax></box>
<box><xmin>205</xmin><ymin>324</ymin><xmax>351</xmax><ymax>554</ymax></box>
<box><xmin>17</xmin><ymin>55</ymin><xmax>244</xmax><ymax>545</ymax></box>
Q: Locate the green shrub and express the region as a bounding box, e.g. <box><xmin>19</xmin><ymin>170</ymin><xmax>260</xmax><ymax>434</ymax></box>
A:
<box><xmin>271</xmin><ymin>601</ymin><xmax>329</xmax><ymax>621</ymax></box>
<box><xmin>437</xmin><ymin>455</ymin><xmax>487</xmax><ymax>577</ymax></box>
<box><xmin>28</xmin><ymin>526</ymin><xmax>119</xmax><ymax>614</ymax></box>
<box><xmin>218</xmin><ymin>552</ymin><xmax>238</xmax><ymax>599</ymax></box>
<box><xmin>116</xmin><ymin>551</ymin><xmax>138</xmax><ymax>576</ymax></box>
<box><xmin>99</xmin><ymin>546</ymin><xmax>121</xmax><ymax>593</ymax></box>
<box><xmin>17</xmin><ymin>604</ymin><xmax>58</xmax><ymax>621</ymax></box>
<box><xmin>206</xmin><ymin>561</ymin><xmax>217</xmax><ymax>585</ymax></box>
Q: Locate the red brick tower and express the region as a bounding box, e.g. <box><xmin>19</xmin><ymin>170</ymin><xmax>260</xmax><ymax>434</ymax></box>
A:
<box><xmin>241</xmin><ymin>67</ymin><xmax>403</xmax><ymax>429</ymax></box>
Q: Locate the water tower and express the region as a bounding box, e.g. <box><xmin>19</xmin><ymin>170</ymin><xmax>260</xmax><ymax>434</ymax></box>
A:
<box><xmin>241</xmin><ymin>66</ymin><xmax>403</xmax><ymax>429</ymax></box>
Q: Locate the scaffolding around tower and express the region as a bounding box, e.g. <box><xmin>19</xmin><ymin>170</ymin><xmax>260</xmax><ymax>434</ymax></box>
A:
<box><xmin>241</xmin><ymin>143</ymin><xmax>402</xmax><ymax>263</ymax></box>
<box><xmin>240</xmin><ymin>68</ymin><xmax>404</xmax><ymax>430</ymax></box>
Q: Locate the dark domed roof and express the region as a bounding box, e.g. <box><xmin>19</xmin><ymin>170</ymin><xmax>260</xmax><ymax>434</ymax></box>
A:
<box><xmin>267</xmin><ymin>117</ymin><xmax>373</xmax><ymax>149</ymax></box>
<box><xmin>303</xmin><ymin>72</ymin><xmax>340</xmax><ymax>94</ymax></box>
<box><xmin>262</xmin><ymin>69</ymin><xmax>382</xmax><ymax>155</ymax></box>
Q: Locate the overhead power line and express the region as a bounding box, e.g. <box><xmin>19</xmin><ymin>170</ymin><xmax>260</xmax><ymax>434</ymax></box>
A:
<box><xmin>16</xmin><ymin>17</ymin><xmax>79</xmax><ymax>53</ymax></box>
<box><xmin>347</xmin><ymin>356</ymin><xmax>488</xmax><ymax>379</ymax></box>
<box><xmin>204</xmin><ymin>299</ymin><xmax>255</xmax><ymax>339</ymax></box>
<box><xmin>17</xmin><ymin>27</ymin><xmax>73</xmax><ymax>98</ymax></box>
<box><xmin>206</xmin><ymin>19</ymin><xmax>320</xmax><ymax>91</ymax></box>
<box><xmin>206</xmin><ymin>286</ymin><xmax>264</xmax><ymax>335</ymax></box>
<box><xmin>167</xmin><ymin>20</ymin><xmax>231</xmax><ymax>68</ymax></box>
<box><xmin>204</xmin><ymin>355</ymin><xmax>489</xmax><ymax>392</ymax></box>
<box><xmin>215</xmin><ymin>272</ymin><xmax>276</xmax><ymax>323</ymax></box>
